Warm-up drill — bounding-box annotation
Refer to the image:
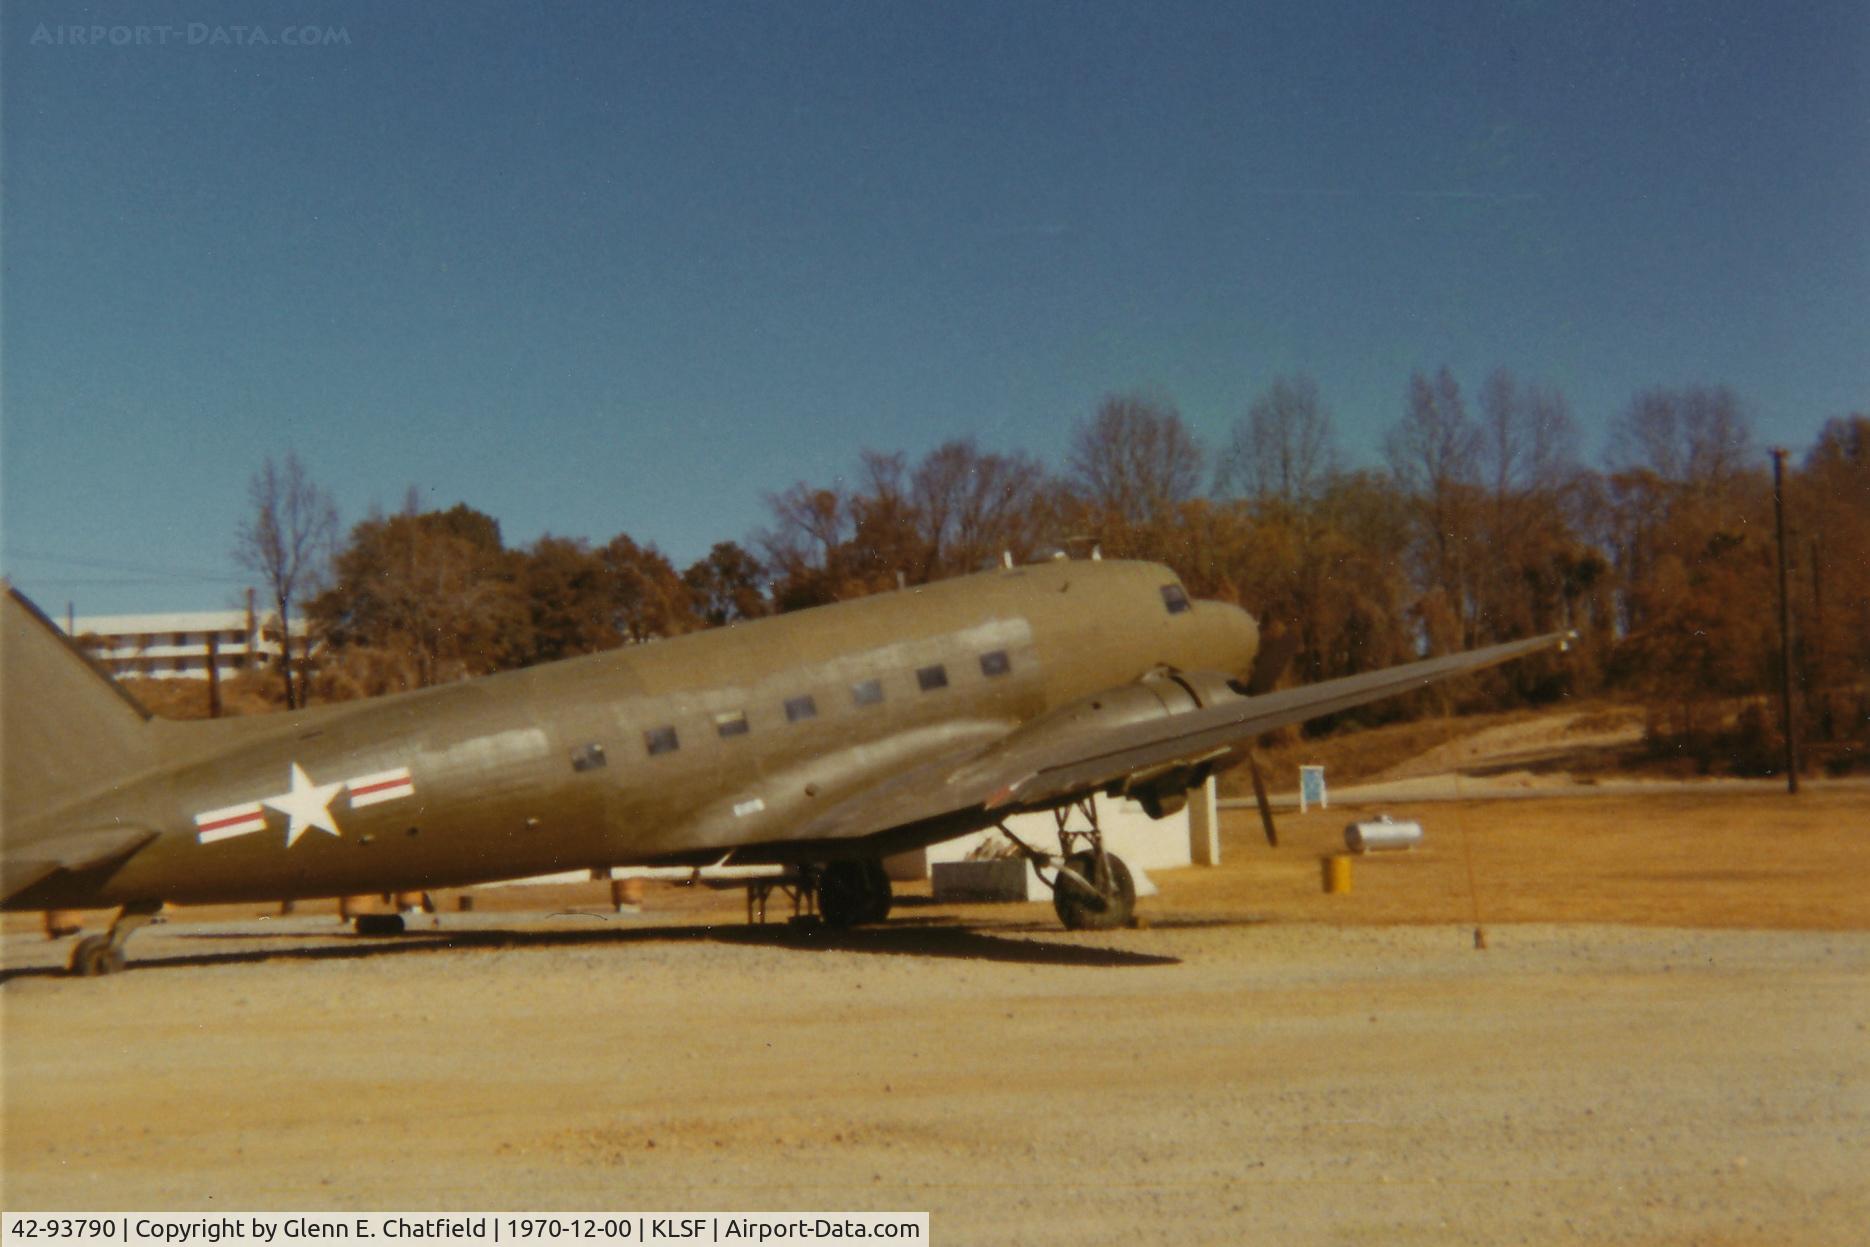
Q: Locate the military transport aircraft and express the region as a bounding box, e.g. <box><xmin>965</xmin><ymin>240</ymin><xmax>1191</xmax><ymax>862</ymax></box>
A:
<box><xmin>1</xmin><ymin>558</ymin><xmax>1567</xmax><ymax>974</ymax></box>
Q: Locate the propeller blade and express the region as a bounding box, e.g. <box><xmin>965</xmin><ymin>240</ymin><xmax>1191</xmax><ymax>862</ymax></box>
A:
<box><xmin>1247</xmin><ymin>625</ymin><xmax>1303</xmax><ymax>696</ymax></box>
<box><xmin>1245</xmin><ymin>749</ymin><xmax>1279</xmax><ymax>848</ymax></box>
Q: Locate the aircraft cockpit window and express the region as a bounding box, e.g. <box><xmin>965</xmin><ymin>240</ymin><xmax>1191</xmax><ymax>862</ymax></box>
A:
<box><xmin>916</xmin><ymin>664</ymin><xmax>949</xmax><ymax>692</ymax></box>
<box><xmin>850</xmin><ymin>679</ymin><xmax>884</xmax><ymax>706</ymax></box>
<box><xmin>570</xmin><ymin>741</ymin><xmax>608</xmax><ymax>772</ymax></box>
<box><xmin>979</xmin><ymin>650</ymin><xmax>1011</xmax><ymax>678</ymax></box>
<box><xmin>714</xmin><ymin>710</ymin><xmax>750</xmax><ymax>738</ymax></box>
<box><xmin>784</xmin><ymin>694</ymin><xmax>818</xmax><ymax>723</ymax></box>
<box><xmin>1161</xmin><ymin>584</ymin><xmax>1191</xmax><ymax>615</ymax></box>
<box><xmin>644</xmin><ymin>725</ymin><xmax>680</xmax><ymax>756</ymax></box>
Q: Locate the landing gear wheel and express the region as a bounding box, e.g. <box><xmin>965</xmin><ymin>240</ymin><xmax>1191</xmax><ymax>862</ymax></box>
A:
<box><xmin>69</xmin><ymin>934</ymin><xmax>126</xmax><ymax>976</ymax></box>
<box><xmin>1052</xmin><ymin>851</ymin><xmax>1135</xmax><ymax>931</ymax></box>
<box><xmin>818</xmin><ymin>860</ymin><xmax>892</xmax><ymax>928</ymax></box>
<box><xmin>64</xmin><ymin>899</ymin><xmax>161</xmax><ymax>977</ymax></box>
<box><xmin>353</xmin><ymin>913</ymin><xmax>407</xmax><ymax>936</ymax></box>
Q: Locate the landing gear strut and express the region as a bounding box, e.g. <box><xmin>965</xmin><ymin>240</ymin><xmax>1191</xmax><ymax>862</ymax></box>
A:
<box><xmin>999</xmin><ymin>795</ymin><xmax>1137</xmax><ymax>931</ymax></box>
<box><xmin>68</xmin><ymin>899</ymin><xmax>163</xmax><ymax>976</ymax></box>
<box><xmin>814</xmin><ymin>860</ymin><xmax>893</xmax><ymax>928</ymax></box>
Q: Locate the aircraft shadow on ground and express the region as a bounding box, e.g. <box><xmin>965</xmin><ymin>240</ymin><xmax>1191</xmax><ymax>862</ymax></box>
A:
<box><xmin>0</xmin><ymin>917</ymin><xmax>1182</xmax><ymax>981</ymax></box>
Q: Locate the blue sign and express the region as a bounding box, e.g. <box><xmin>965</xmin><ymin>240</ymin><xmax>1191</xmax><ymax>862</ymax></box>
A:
<box><xmin>1300</xmin><ymin>765</ymin><xmax>1327</xmax><ymax>812</ymax></box>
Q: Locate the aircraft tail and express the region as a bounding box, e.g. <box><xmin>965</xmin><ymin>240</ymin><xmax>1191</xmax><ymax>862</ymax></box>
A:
<box><xmin>1</xmin><ymin>584</ymin><xmax>160</xmax><ymax>830</ymax></box>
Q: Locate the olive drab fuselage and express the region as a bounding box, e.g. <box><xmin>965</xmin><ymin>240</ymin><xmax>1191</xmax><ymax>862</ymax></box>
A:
<box><xmin>11</xmin><ymin>560</ymin><xmax>1259</xmax><ymax>909</ymax></box>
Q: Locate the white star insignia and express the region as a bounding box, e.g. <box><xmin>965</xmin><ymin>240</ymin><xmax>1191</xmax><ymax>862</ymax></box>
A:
<box><xmin>261</xmin><ymin>762</ymin><xmax>347</xmax><ymax>846</ymax></box>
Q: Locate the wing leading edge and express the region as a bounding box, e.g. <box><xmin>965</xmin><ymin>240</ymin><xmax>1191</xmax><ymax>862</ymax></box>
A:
<box><xmin>787</xmin><ymin>630</ymin><xmax>1573</xmax><ymax>850</ymax></box>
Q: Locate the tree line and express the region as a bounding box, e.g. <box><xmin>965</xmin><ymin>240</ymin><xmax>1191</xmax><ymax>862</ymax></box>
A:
<box><xmin>234</xmin><ymin>372</ymin><xmax>1868</xmax><ymax>775</ymax></box>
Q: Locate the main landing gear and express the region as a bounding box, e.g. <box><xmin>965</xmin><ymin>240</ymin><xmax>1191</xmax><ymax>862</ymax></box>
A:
<box><xmin>997</xmin><ymin>795</ymin><xmax>1137</xmax><ymax>931</ymax></box>
<box><xmin>813</xmin><ymin>860</ymin><xmax>893</xmax><ymax>929</ymax></box>
<box><xmin>68</xmin><ymin>899</ymin><xmax>163</xmax><ymax>976</ymax></box>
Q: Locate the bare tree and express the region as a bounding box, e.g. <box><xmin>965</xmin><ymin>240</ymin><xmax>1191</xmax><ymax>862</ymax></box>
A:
<box><xmin>234</xmin><ymin>453</ymin><xmax>338</xmax><ymax>709</ymax></box>
<box><xmin>910</xmin><ymin>439</ymin><xmax>1049</xmax><ymax>577</ymax></box>
<box><xmin>1217</xmin><ymin>374</ymin><xmax>1337</xmax><ymax>504</ymax></box>
<box><xmin>1385</xmin><ymin>367</ymin><xmax>1482</xmax><ymax>644</ymax></box>
<box><xmin>758</xmin><ymin>481</ymin><xmax>854</xmax><ymax>609</ymax></box>
<box><xmin>1387</xmin><ymin>367</ymin><xmax>1481</xmax><ymax>501</ymax></box>
<box><xmin>1471</xmin><ymin>370</ymin><xmax>1591</xmax><ymax>650</ymax></box>
<box><xmin>1608</xmin><ymin>385</ymin><xmax>1752</xmax><ymax>487</ymax></box>
<box><xmin>1068</xmin><ymin>393</ymin><xmax>1204</xmax><ymax>530</ymax></box>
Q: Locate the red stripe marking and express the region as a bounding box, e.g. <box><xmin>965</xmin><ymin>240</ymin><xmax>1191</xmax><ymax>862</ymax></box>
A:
<box><xmin>349</xmin><ymin>777</ymin><xmax>413</xmax><ymax>797</ymax></box>
<box><xmin>197</xmin><ymin>809</ymin><xmax>263</xmax><ymax>832</ymax></box>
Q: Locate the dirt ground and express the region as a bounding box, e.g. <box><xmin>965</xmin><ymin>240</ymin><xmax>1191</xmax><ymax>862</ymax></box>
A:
<box><xmin>3</xmin><ymin>789</ymin><xmax>1867</xmax><ymax>1245</ymax></box>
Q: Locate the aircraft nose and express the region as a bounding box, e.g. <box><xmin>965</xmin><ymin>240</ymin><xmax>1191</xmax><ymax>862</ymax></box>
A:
<box><xmin>1204</xmin><ymin>599</ymin><xmax>1261</xmax><ymax>682</ymax></box>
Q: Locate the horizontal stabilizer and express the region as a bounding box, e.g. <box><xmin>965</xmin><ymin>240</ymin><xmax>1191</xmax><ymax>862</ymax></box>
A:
<box><xmin>1</xmin><ymin>826</ymin><xmax>160</xmax><ymax>901</ymax></box>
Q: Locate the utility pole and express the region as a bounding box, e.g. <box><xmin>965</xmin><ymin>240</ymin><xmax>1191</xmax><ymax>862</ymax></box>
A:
<box><xmin>1770</xmin><ymin>448</ymin><xmax>1799</xmax><ymax>794</ymax></box>
<box><xmin>206</xmin><ymin>632</ymin><xmax>223</xmax><ymax>719</ymax></box>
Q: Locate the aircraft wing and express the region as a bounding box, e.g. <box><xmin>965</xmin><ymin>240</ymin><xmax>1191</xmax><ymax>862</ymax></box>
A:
<box><xmin>0</xmin><ymin>826</ymin><xmax>160</xmax><ymax>902</ymax></box>
<box><xmin>789</xmin><ymin>631</ymin><xmax>1572</xmax><ymax>847</ymax></box>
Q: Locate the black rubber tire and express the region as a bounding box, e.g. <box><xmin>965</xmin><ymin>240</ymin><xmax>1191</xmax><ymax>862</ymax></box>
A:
<box><xmin>1052</xmin><ymin>851</ymin><xmax>1136</xmax><ymax>931</ymax></box>
<box><xmin>858</xmin><ymin>860</ymin><xmax>893</xmax><ymax>925</ymax></box>
<box><xmin>819</xmin><ymin>860</ymin><xmax>891</xmax><ymax>928</ymax></box>
<box><xmin>353</xmin><ymin>913</ymin><xmax>407</xmax><ymax>936</ymax></box>
<box><xmin>69</xmin><ymin>935</ymin><xmax>125</xmax><ymax>976</ymax></box>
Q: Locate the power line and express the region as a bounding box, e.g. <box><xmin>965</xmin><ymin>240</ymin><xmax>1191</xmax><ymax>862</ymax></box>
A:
<box><xmin>2</xmin><ymin>549</ymin><xmax>247</xmax><ymax>583</ymax></box>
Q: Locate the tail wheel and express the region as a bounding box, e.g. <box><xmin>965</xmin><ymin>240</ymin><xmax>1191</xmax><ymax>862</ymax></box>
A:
<box><xmin>819</xmin><ymin>860</ymin><xmax>893</xmax><ymax>928</ymax></box>
<box><xmin>69</xmin><ymin>935</ymin><xmax>126</xmax><ymax>976</ymax></box>
<box><xmin>1052</xmin><ymin>851</ymin><xmax>1135</xmax><ymax>931</ymax></box>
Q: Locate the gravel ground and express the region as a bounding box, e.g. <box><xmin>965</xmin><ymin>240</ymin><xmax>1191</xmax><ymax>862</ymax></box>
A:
<box><xmin>5</xmin><ymin>792</ymin><xmax>1868</xmax><ymax>1244</ymax></box>
<box><xmin>4</xmin><ymin>912</ymin><xmax>1866</xmax><ymax>1246</ymax></box>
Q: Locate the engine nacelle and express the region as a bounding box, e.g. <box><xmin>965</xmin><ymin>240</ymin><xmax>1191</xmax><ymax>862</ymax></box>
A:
<box><xmin>983</xmin><ymin>667</ymin><xmax>1251</xmax><ymax>819</ymax></box>
<box><xmin>1020</xmin><ymin>668</ymin><xmax>1249</xmax><ymax>820</ymax></box>
<box><xmin>1131</xmin><ymin>773</ymin><xmax>1192</xmax><ymax>820</ymax></box>
<box><xmin>1026</xmin><ymin>667</ymin><xmax>1248</xmax><ymax>738</ymax></box>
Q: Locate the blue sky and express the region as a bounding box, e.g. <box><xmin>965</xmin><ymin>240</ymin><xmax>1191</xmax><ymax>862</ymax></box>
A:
<box><xmin>4</xmin><ymin>0</ymin><xmax>1866</xmax><ymax>613</ymax></box>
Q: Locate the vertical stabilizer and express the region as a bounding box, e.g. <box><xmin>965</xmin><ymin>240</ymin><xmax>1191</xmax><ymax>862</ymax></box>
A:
<box><xmin>1</xmin><ymin>585</ymin><xmax>158</xmax><ymax>829</ymax></box>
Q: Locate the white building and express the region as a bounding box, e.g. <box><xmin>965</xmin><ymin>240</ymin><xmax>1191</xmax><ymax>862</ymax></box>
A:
<box><xmin>61</xmin><ymin>605</ymin><xmax>303</xmax><ymax>681</ymax></box>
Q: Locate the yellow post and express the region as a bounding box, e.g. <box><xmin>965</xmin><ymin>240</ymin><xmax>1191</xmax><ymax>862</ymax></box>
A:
<box><xmin>1322</xmin><ymin>853</ymin><xmax>1353</xmax><ymax>895</ymax></box>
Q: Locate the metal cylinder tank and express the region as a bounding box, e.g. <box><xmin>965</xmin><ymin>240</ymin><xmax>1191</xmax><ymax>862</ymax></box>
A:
<box><xmin>1344</xmin><ymin>816</ymin><xmax>1424</xmax><ymax>853</ymax></box>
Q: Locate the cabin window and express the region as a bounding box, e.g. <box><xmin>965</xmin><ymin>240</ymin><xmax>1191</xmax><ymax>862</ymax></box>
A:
<box><xmin>644</xmin><ymin>725</ymin><xmax>680</xmax><ymax>756</ymax></box>
<box><xmin>1161</xmin><ymin>584</ymin><xmax>1191</xmax><ymax>615</ymax></box>
<box><xmin>851</xmin><ymin>679</ymin><xmax>884</xmax><ymax>707</ymax></box>
<box><xmin>979</xmin><ymin>650</ymin><xmax>1011</xmax><ymax>678</ymax></box>
<box><xmin>916</xmin><ymin>664</ymin><xmax>949</xmax><ymax>692</ymax></box>
<box><xmin>714</xmin><ymin>710</ymin><xmax>750</xmax><ymax>738</ymax></box>
<box><xmin>784</xmin><ymin>694</ymin><xmax>818</xmax><ymax>723</ymax></box>
<box><xmin>571</xmin><ymin>742</ymin><xmax>607</xmax><ymax>772</ymax></box>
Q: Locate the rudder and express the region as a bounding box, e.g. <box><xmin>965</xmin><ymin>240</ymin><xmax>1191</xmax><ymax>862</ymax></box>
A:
<box><xmin>1</xmin><ymin>585</ymin><xmax>158</xmax><ymax>829</ymax></box>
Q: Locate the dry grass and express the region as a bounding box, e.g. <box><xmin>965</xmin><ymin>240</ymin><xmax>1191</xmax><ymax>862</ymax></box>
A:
<box><xmin>14</xmin><ymin>786</ymin><xmax>1864</xmax><ymax>940</ymax></box>
<box><xmin>1237</xmin><ymin>705</ymin><xmax>1554</xmax><ymax>792</ymax></box>
<box><xmin>1164</xmin><ymin>788</ymin><xmax>1870</xmax><ymax>931</ymax></box>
